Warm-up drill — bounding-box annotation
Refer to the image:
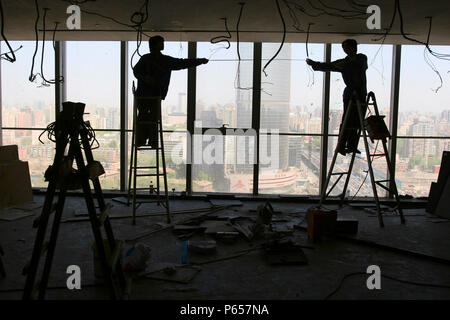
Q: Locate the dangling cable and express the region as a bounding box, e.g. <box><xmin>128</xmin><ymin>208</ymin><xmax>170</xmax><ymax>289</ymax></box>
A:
<box><xmin>29</xmin><ymin>0</ymin><xmax>40</xmax><ymax>82</ymax></box>
<box><xmin>263</xmin><ymin>0</ymin><xmax>286</xmax><ymax>77</ymax></box>
<box><xmin>0</xmin><ymin>0</ymin><xmax>21</xmax><ymax>62</ymax></box>
<box><xmin>236</xmin><ymin>2</ymin><xmax>245</xmax><ymax>61</ymax></box>
<box><xmin>40</xmin><ymin>8</ymin><xmax>64</xmax><ymax>85</ymax></box>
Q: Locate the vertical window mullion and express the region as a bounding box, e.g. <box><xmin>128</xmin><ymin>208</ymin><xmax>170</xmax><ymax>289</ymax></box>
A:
<box><xmin>252</xmin><ymin>42</ymin><xmax>262</xmax><ymax>196</ymax></box>
<box><xmin>319</xmin><ymin>43</ymin><xmax>332</xmax><ymax>196</ymax></box>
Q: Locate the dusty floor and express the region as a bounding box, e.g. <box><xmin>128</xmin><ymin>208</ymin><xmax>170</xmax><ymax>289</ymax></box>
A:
<box><xmin>0</xmin><ymin>195</ymin><xmax>449</xmax><ymax>300</ymax></box>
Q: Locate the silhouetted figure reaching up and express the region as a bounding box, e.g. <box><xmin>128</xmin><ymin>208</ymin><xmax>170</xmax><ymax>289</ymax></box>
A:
<box><xmin>307</xmin><ymin>39</ymin><xmax>368</xmax><ymax>155</ymax></box>
<box><xmin>133</xmin><ymin>35</ymin><xmax>208</xmax><ymax>147</ymax></box>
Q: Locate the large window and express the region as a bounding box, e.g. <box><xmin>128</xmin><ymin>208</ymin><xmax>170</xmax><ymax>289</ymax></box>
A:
<box><xmin>328</xmin><ymin>44</ymin><xmax>393</xmax><ymax>198</ymax></box>
<box><xmin>127</xmin><ymin>41</ymin><xmax>188</xmax><ymax>193</ymax></box>
<box><xmin>398</xmin><ymin>45</ymin><xmax>450</xmax><ymax>197</ymax></box>
<box><xmin>259</xmin><ymin>43</ymin><xmax>324</xmax><ymax>195</ymax></box>
<box><xmin>193</xmin><ymin>42</ymin><xmax>254</xmax><ymax>194</ymax></box>
<box><xmin>1</xmin><ymin>40</ymin><xmax>449</xmax><ymax>198</ymax></box>
<box><xmin>66</xmin><ymin>41</ymin><xmax>121</xmax><ymax>189</ymax></box>
<box><xmin>1</xmin><ymin>41</ymin><xmax>56</xmax><ymax>187</ymax></box>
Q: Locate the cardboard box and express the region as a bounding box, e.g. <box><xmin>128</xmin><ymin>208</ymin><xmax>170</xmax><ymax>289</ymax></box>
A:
<box><xmin>0</xmin><ymin>145</ymin><xmax>18</xmax><ymax>163</ymax></box>
<box><xmin>0</xmin><ymin>145</ymin><xmax>33</xmax><ymax>209</ymax></box>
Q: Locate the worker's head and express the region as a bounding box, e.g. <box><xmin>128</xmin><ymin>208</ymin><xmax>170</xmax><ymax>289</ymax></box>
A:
<box><xmin>149</xmin><ymin>35</ymin><xmax>164</xmax><ymax>52</ymax></box>
<box><xmin>342</xmin><ymin>39</ymin><xmax>358</xmax><ymax>55</ymax></box>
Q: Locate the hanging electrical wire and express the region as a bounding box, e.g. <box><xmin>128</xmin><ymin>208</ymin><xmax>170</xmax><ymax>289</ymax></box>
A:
<box><xmin>236</xmin><ymin>2</ymin><xmax>245</xmax><ymax>61</ymax></box>
<box><xmin>39</xmin><ymin>8</ymin><xmax>64</xmax><ymax>85</ymax></box>
<box><xmin>210</xmin><ymin>17</ymin><xmax>232</xmax><ymax>49</ymax></box>
<box><xmin>305</xmin><ymin>23</ymin><xmax>315</xmax><ymax>87</ymax></box>
<box><xmin>262</xmin><ymin>0</ymin><xmax>286</xmax><ymax>77</ymax></box>
<box><xmin>130</xmin><ymin>0</ymin><xmax>150</xmax><ymax>68</ymax></box>
<box><xmin>29</xmin><ymin>0</ymin><xmax>41</xmax><ymax>83</ymax></box>
<box><xmin>0</xmin><ymin>0</ymin><xmax>22</xmax><ymax>62</ymax></box>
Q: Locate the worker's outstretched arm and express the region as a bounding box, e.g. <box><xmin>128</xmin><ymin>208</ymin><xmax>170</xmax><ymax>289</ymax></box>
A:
<box><xmin>306</xmin><ymin>58</ymin><xmax>345</xmax><ymax>72</ymax></box>
<box><xmin>169</xmin><ymin>57</ymin><xmax>209</xmax><ymax>71</ymax></box>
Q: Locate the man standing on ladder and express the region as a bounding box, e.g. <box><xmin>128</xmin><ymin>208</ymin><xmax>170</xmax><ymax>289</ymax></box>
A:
<box><xmin>307</xmin><ymin>39</ymin><xmax>368</xmax><ymax>155</ymax></box>
<box><xmin>133</xmin><ymin>35</ymin><xmax>209</xmax><ymax>147</ymax></box>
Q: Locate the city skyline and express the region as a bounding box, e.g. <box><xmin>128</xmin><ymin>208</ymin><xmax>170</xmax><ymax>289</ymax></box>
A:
<box><xmin>1</xmin><ymin>40</ymin><xmax>449</xmax><ymax>197</ymax></box>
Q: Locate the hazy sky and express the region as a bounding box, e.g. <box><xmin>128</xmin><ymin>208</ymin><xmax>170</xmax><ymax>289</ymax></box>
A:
<box><xmin>2</xmin><ymin>40</ymin><xmax>450</xmax><ymax>116</ymax></box>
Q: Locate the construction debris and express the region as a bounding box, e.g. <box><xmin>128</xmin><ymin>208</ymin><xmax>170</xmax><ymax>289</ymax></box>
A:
<box><xmin>263</xmin><ymin>239</ymin><xmax>308</xmax><ymax>265</ymax></box>
<box><xmin>188</xmin><ymin>240</ymin><xmax>217</xmax><ymax>255</ymax></box>
<box><xmin>145</xmin><ymin>265</ymin><xmax>201</xmax><ymax>284</ymax></box>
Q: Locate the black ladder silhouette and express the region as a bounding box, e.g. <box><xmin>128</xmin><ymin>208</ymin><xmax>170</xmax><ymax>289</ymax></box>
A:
<box><xmin>23</xmin><ymin>102</ymin><xmax>126</xmax><ymax>300</ymax></box>
<box><xmin>127</xmin><ymin>92</ymin><xmax>171</xmax><ymax>225</ymax></box>
<box><xmin>319</xmin><ymin>91</ymin><xmax>405</xmax><ymax>227</ymax></box>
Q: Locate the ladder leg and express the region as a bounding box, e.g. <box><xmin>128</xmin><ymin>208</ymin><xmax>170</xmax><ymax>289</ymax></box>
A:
<box><xmin>132</xmin><ymin>132</ymin><xmax>138</xmax><ymax>225</ymax></box>
<box><xmin>38</xmin><ymin>187</ymin><xmax>68</xmax><ymax>300</ymax></box>
<box><xmin>382</xmin><ymin>138</ymin><xmax>406</xmax><ymax>224</ymax></box>
<box><xmin>156</xmin><ymin>132</ymin><xmax>160</xmax><ymax>206</ymax></box>
<box><xmin>23</xmin><ymin>133</ymin><xmax>68</xmax><ymax>300</ymax></box>
<box><xmin>23</xmin><ymin>180</ymin><xmax>57</xmax><ymax>300</ymax></box>
<box><xmin>159</xmin><ymin>117</ymin><xmax>171</xmax><ymax>223</ymax></box>
<box><xmin>79</xmin><ymin>126</ymin><xmax>125</xmax><ymax>297</ymax></box>
<box><xmin>73</xmin><ymin>144</ymin><xmax>117</xmax><ymax>299</ymax></box>
<box><xmin>340</xmin><ymin>151</ymin><xmax>357</xmax><ymax>206</ymax></box>
<box><xmin>127</xmin><ymin>97</ymin><xmax>137</xmax><ymax>205</ymax></box>
<box><xmin>320</xmin><ymin>100</ymin><xmax>354</xmax><ymax>206</ymax></box>
<box><xmin>357</xmin><ymin>98</ymin><xmax>384</xmax><ymax>227</ymax></box>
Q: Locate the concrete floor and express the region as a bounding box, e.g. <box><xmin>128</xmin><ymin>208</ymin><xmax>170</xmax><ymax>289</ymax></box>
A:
<box><xmin>1</xmin><ymin>195</ymin><xmax>449</xmax><ymax>300</ymax></box>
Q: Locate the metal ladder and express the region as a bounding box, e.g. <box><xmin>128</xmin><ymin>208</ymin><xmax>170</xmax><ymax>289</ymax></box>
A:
<box><xmin>23</xmin><ymin>102</ymin><xmax>126</xmax><ymax>300</ymax></box>
<box><xmin>319</xmin><ymin>91</ymin><xmax>405</xmax><ymax>227</ymax></box>
<box><xmin>127</xmin><ymin>92</ymin><xmax>171</xmax><ymax>225</ymax></box>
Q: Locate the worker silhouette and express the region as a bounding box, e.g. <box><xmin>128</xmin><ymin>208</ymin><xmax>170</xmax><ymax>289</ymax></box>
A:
<box><xmin>307</xmin><ymin>39</ymin><xmax>368</xmax><ymax>155</ymax></box>
<box><xmin>133</xmin><ymin>35</ymin><xmax>208</xmax><ymax>147</ymax></box>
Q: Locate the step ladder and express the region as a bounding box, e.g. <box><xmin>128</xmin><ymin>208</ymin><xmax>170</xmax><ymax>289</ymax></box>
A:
<box><xmin>23</xmin><ymin>102</ymin><xmax>126</xmax><ymax>300</ymax></box>
<box><xmin>319</xmin><ymin>91</ymin><xmax>405</xmax><ymax>227</ymax></box>
<box><xmin>127</xmin><ymin>92</ymin><xmax>171</xmax><ymax>225</ymax></box>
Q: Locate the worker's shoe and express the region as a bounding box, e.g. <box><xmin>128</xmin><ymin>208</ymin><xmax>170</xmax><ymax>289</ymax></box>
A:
<box><xmin>346</xmin><ymin>147</ymin><xmax>361</xmax><ymax>154</ymax></box>
<box><xmin>337</xmin><ymin>146</ymin><xmax>347</xmax><ymax>156</ymax></box>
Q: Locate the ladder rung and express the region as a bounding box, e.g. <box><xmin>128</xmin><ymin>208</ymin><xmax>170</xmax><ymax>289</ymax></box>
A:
<box><xmin>132</xmin><ymin>166</ymin><xmax>158</xmax><ymax>169</ymax></box>
<box><xmin>331</xmin><ymin>172</ymin><xmax>349</xmax><ymax>176</ymax></box>
<box><xmin>136</xmin><ymin>173</ymin><xmax>160</xmax><ymax>177</ymax></box>
<box><xmin>98</xmin><ymin>203</ymin><xmax>112</xmax><ymax>226</ymax></box>
<box><xmin>136</xmin><ymin>146</ymin><xmax>161</xmax><ymax>151</ymax></box>
<box><xmin>376</xmin><ymin>179</ymin><xmax>390</xmax><ymax>183</ymax></box>
<box><xmin>370</xmin><ymin>153</ymin><xmax>386</xmax><ymax>157</ymax></box>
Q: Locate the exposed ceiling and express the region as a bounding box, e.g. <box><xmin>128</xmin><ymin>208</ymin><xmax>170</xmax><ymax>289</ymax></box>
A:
<box><xmin>2</xmin><ymin>0</ymin><xmax>450</xmax><ymax>45</ymax></box>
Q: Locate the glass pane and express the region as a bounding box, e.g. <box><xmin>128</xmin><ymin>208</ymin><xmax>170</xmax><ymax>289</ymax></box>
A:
<box><xmin>259</xmin><ymin>135</ymin><xmax>321</xmax><ymax>195</ymax></box>
<box><xmin>91</xmin><ymin>131</ymin><xmax>120</xmax><ymax>190</ymax></box>
<box><xmin>396</xmin><ymin>138</ymin><xmax>450</xmax><ymax>197</ymax></box>
<box><xmin>2</xmin><ymin>129</ymin><xmax>54</xmax><ymax>188</ymax></box>
<box><xmin>262</xmin><ymin>43</ymin><xmax>324</xmax><ymax>134</ymax></box>
<box><xmin>330</xmin><ymin>44</ymin><xmax>393</xmax><ymax>134</ymax></box>
<box><xmin>1</xmin><ymin>41</ymin><xmax>55</xmax><ymax>128</ymax></box>
<box><xmin>193</xmin><ymin>129</ymin><xmax>255</xmax><ymax>194</ymax></box>
<box><xmin>326</xmin><ymin>136</ymin><xmax>388</xmax><ymax>198</ymax></box>
<box><xmin>66</xmin><ymin>41</ymin><xmax>120</xmax><ymax>130</ymax></box>
<box><xmin>399</xmin><ymin>45</ymin><xmax>450</xmax><ymax>137</ymax></box>
<box><xmin>196</xmin><ymin>42</ymin><xmax>253</xmax><ymax>129</ymax></box>
<box><xmin>128</xmin><ymin>41</ymin><xmax>188</xmax><ymax>131</ymax></box>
